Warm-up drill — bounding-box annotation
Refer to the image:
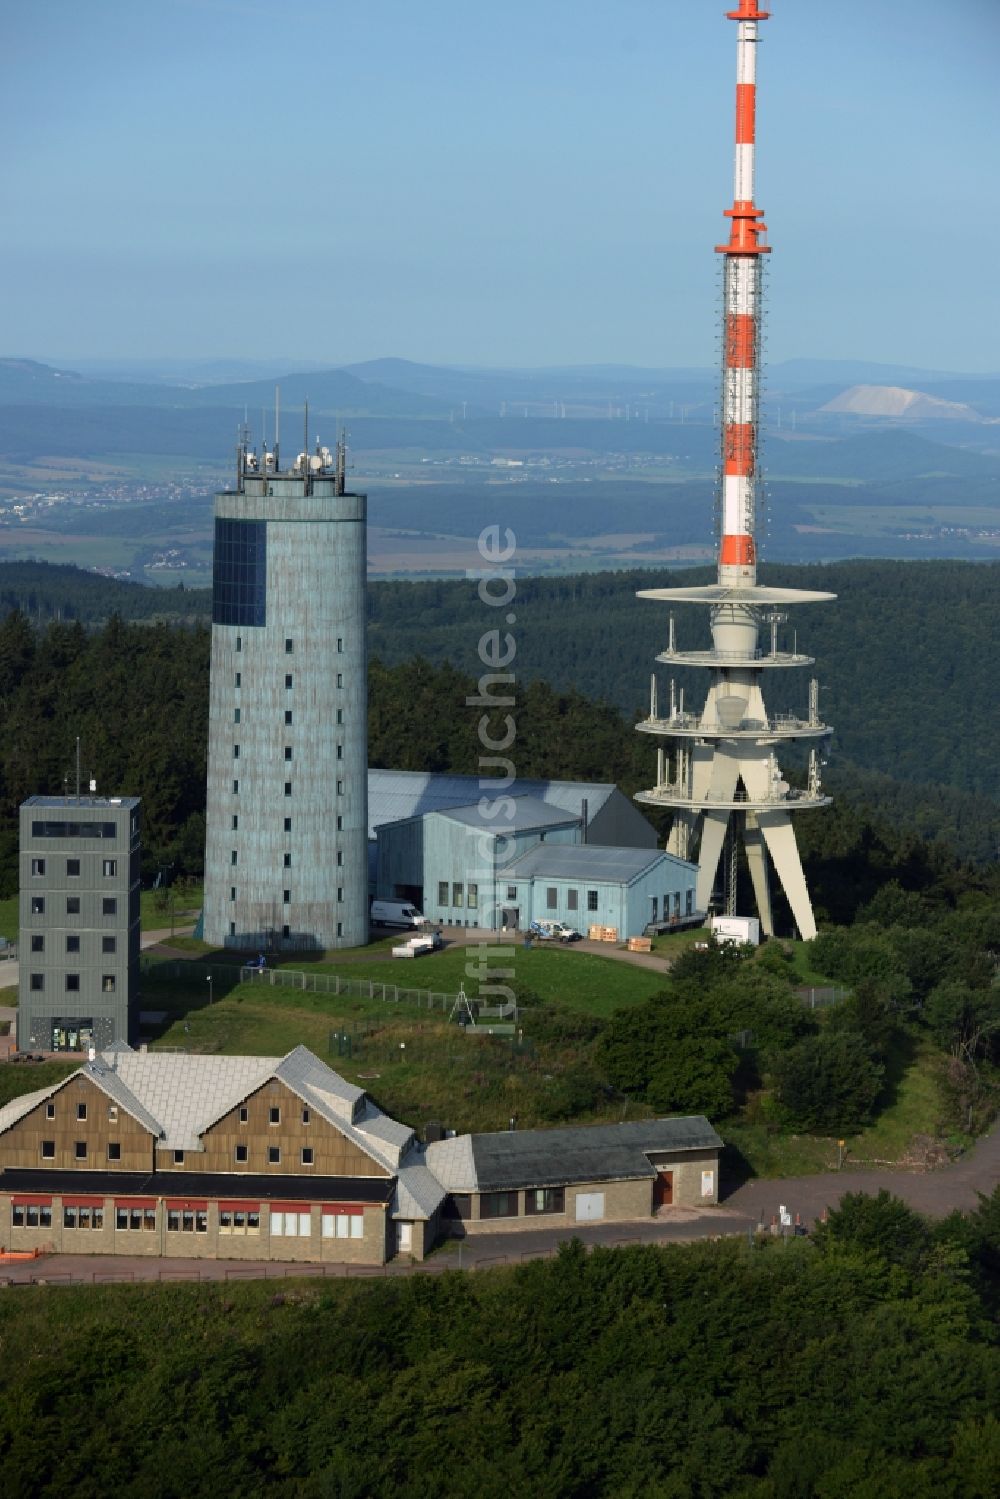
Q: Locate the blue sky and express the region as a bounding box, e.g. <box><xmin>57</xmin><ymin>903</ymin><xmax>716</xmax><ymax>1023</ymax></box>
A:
<box><xmin>3</xmin><ymin>0</ymin><xmax>997</xmax><ymax>371</ymax></box>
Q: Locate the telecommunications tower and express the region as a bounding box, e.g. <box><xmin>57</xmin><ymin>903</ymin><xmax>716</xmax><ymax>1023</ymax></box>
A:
<box><xmin>635</xmin><ymin>0</ymin><xmax>833</xmax><ymax>940</ymax></box>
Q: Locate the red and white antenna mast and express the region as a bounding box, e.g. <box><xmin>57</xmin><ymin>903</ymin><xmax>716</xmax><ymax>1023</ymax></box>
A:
<box><xmin>716</xmin><ymin>0</ymin><xmax>770</xmax><ymax>587</ymax></box>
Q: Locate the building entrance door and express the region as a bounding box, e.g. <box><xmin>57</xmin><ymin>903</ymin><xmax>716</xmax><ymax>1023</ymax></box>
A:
<box><xmin>653</xmin><ymin>1171</ymin><xmax>673</xmax><ymax>1208</ymax></box>
<box><xmin>502</xmin><ymin>907</ymin><xmax>520</xmax><ymax>931</ymax></box>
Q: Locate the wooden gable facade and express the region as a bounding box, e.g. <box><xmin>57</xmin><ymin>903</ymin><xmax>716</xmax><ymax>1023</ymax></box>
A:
<box><xmin>0</xmin><ymin>1072</ymin><xmax>156</xmax><ymax>1173</ymax></box>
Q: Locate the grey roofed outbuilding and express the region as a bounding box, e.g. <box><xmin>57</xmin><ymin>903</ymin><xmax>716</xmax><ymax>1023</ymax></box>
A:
<box><xmin>367</xmin><ymin>769</ymin><xmax>654</xmax><ymax>845</ymax></box>
<box><xmin>505</xmin><ymin>843</ymin><xmax>684</xmax><ymax>884</ymax></box>
<box><xmin>425</xmin><ymin>1118</ymin><xmax>723</xmax><ymax>1194</ymax></box>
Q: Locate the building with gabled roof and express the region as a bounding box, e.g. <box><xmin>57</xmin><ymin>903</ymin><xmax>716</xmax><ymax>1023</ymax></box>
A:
<box><xmin>0</xmin><ymin>1047</ymin><xmax>722</xmax><ymax>1264</ymax></box>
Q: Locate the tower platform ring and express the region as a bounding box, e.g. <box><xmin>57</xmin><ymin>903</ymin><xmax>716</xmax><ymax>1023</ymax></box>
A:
<box><xmin>637</xmin><ymin>585</ymin><xmax>837</xmax><ymax>606</ymax></box>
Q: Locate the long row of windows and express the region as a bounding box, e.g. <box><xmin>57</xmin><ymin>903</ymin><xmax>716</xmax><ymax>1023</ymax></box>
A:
<box><xmin>29</xmin><ymin>974</ymin><xmax>117</xmax><ymax>994</ymax></box>
<box><xmin>31</xmin><ymin>934</ymin><xmax>117</xmax><ymax>954</ymax></box>
<box><xmin>30</xmin><ymin>858</ymin><xmax>118</xmax><ymax>878</ymax></box>
<box><xmin>29</xmin><ymin>896</ymin><xmax>119</xmax><ymax>917</ymax></box>
<box><xmin>451</xmin><ymin>1187</ymin><xmax>565</xmax><ymax>1220</ymax></box>
<box><xmin>11</xmin><ymin>1202</ymin><xmax>366</xmax><ymax>1238</ymax></box>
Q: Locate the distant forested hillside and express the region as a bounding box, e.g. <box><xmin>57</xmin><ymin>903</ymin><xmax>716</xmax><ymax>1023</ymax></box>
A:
<box><xmin>0</xmin><ymin>560</ymin><xmax>210</xmax><ymax>624</ymax></box>
<box><xmin>369</xmin><ymin>560</ymin><xmax>1000</xmax><ymax>804</ymax></box>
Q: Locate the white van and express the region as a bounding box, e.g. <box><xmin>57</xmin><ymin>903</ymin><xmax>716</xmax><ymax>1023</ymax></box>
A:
<box><xmin>371</xmin><ymin>899</ymin><xmax>428</xmax><ymax>929</ymax></box>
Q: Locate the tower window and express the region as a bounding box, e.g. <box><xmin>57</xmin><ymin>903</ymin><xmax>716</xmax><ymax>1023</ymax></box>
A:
<box><xmin>282</xmin><ymin>924</ymin><xmax>290</xmax><ymax>939</ymax></box>
<box><xmin>284</xmin><ymin>746</ymin><xmax>292</xmax><ymax>761</ymax></box>
<box><xmin>336</xmin><ymin>744</ymin><xmax>343</xmax><ymax>760</ymax></box>
<box><xmin>235</xmin><ymin>672</ymin><xmax>241</xmax><ymax>688</ymax></box>
<box><xmin>283</xmin><ymin>853</ymin><xmax>291</xmax><ymax>867</ymax></box>
<box><xmin>31</xmin><ymin>858</ymin><xmax>45</xmax><ymax>876</ymax></box>
<box><xmin>337</xmin><ymin>922</ymin><xmax>342</xmax><ymax>938</ymax></box>
<box><xmin>336</xmin><ymin>709</ymin><xmax>343</xmax><ymax>724</ymax></box>
<box><xmin>230</xmin><ymin>921</ymin><xmax>236</xmax><ymax>935</ymax></box>
<box><xmin>284</xmin><ymin>782</ymin><xmax>292</xmax><ymax>797</ymax></box>
<box><xmin>31</xmin><ymin>935</ymin><xmax>43</xmax><ymax>952</ymax></box>
<box><xmin>66</xmin><ymin>935</ymin><xmax>80</xmax><ymax>953</ymax></box>
<box><xmin>283</xmin><ymin>889</ymin><xmax>291</xmax><ymax>903</ymax></box>
<box><xmin>231</xmin><ymin>850</ymin><xmax>238</xmax><ymax>866</ymax></box>
<box><xmin>284</xmin><ymin>817</ymin><xmax>291</xmax><ymax>832</ymax></box>
<box><xmin>337</xmin><ymin>888</ymin><xmax>343</xmax><ymax>903</ymax></box>
<box><xmin>66</xmin><ymin>974</ymin><xmax>80</xmax><ymax>992</ymax></box>
<box><xmin>285</xmin><ymin>674</ymin><xmax>293</xmax><ymax>689</ymax></box>
<box><xmin>31</xmin><ymin>896</ymin><xmax>45</xmax><ymax>915</ymax></box>
<box><xmin>336</xmin><ymin>673</ymin><xmax>343</xmax><ymax>688</ymax></box>
<box><xmin>336</xmin><ymin>780</ymin><xmax>344</xmax><ymax>795</ymax></box>
<box><xmin>66</xmin><ymin>859</ymin><xmax>80</xmax><ymax>877</ymax></box>
<box><xmin>337</xmin><ymin>638</ymin><xmax>343</xmax><ymax>653</ymax></box>
<box><xmin>236</xmin><ymin>636</ymin><xmax>242</xmax><ymax>651</ymax></box>
<box><xmin>285</xmin><ymin>638</ymin><xmax>293</xmax><ymax>654</ymax></box>
<box><xmin>233</xmin><ymin>744</ymin><xmax>240</xmax><ymax>759</ymax></box>
<box><xmin>336</xmin><ymin>851</ymin><xmax>343</xmax><ymax>867</ymax></box>
<box><xmin>336</xmin><ymin>815</ymin><xmax>342</xmax><ymax>831</ymax></box>
<box><xmin>230</xmin><ymin>887</ymin><xmax>236</xmax><ymax>901</ymax></box>
<box><xmin>102</xmin><ymin>897</ymin><xmax>117</xmax><ymax>915</ymax></box>
<box><xmin>234</xmin><ymin>707</ymin><xmax>241</xmax><ymax>723</ymax></box>
<box><xmin>284</xmin><ymin>710</ymin><xmax>292</xmax><ymax>725</ymax></box>
<box><xmin>102</xmin><ymin>936</ymin><xmax>117</xmax><ymax>953</ymax></box>
<box><xmin>233</xmin><ymin>779</ymin><xmax>239</xmax><ymax>794</ymax></box>
<box><xmin>232</xmin><ymin>814</ymin><xmax>238</xmax><ymax>830</ymax></box>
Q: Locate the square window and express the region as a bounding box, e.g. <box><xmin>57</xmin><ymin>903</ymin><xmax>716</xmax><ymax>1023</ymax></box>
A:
<box><xmin>102</xmin><ymin>898</ymin><xmax>117</xmax><ymax>916</ymax></box>
<box><xmin>75</xmin><ymin>1141</ymin><xmax>87</xmax><ymax>1160</ymax></box>
<box><xmin>102</xmin><ymin>935</ymin><xmax>117</xmax><ymax>953</ymax></box>
<box><xmin>66</xmin><ymin>974</ymin><xmax>80</xmax><ymax>992</ymax></box>
<box><xmin>107</xmin><ymin>1142</ymin><xmax>121</xmax><ymax>1161</ymax></box>
<box><xmin>30</xmin><ymin>973</ymin><xmax>44</xmax><ymax>991</ymax></box>
<box><xmin>285</xmin><ymin>638</ymin><xmax>293</xmax><ymax>654</ymax></box>
<box><xmin>66</xmin><ymin>858</ymin><xmax>81</xmax><ymax>877</ymax></box>
<box><xmin>102</xmin><ymin>975</ymin><xmax>116</xmax><ymax>993</ymax></box>
<box><xmin>284</xmin><ymin>817</ymin><xmax>291</xmax><ymax>832</ymax></box>
<box><xmin>587</xmin><ymin>890</ymin><xmax>599</xmax><ymax>912</ymax></box>
<box><xmin>31</xmin><ymin>896</ymin><xmax>45</xmax><ymax>915</ymax></box>
<box><xmin>66</xmin><ymin>896</ymin><xmax>80</xmax><ymax>914</ymax></box>
<box><xmin>41</xmin><ymin>1139</ymin><xmax>55</xmax><ymax>1158</ymax></box>
<box><xmin>66</xmin><ymin>935</ymin><xmax>80</xmax><ymax>953</ymax></box>
<box><xmin>77</xmin><ymin>1102</ymin><xmax>87</xmax><ymax>1121</ymax></box>
<box><xmin>285</xmin><ymin>673</ymin><xmax>293</xmax><ymax>688</ymax></box>
<box><xmin>284</xmin><ymin>782</ymin><xmax>292</xmax><ymax>797</ymax></box>
<box><xmin>269</xmin><ymin>1106</ymin><xmax>280</xmax><ymax>1125</ymax></box>
<box><xmin>31</xmin><ymin>934</ymin><xmax>44</xmax><ymax>953</ymax></box>
<box><xmin>268</xmin><ymin>1146</ymin><xmax>280</xmax><ymax>1165</ymax></box>
<box><xmin>301</xmin><ymin>1148</ymin><xmax>314</xmax><ymax>1165</ymax></box>
<box><xmin>233</xmin><ymin>779</ymin><xmax>240</xmax><ymax>794</ymax></box>
<box><xmin>283</xmin><ymin>889</ymin><xmax>291</xmax><ymax>903</ymax></box>
<box><xmin>284</xmin><ymin>709</ymin><xmax>292</xmax><ymax>725</ymax></box>
<box><xmin>174</xmin><ymin>1149</ymin><xmax>185</xmax><ymax>1165</ymax></box>
<box><xmin>235</xmin><ymin>1144</ymin><xmax>248</xmax><ymax>1163</ymax></box>
<box><xmin>284</xmin><ymin>746</ymin><xmax>292</xmax><ymax>761</ymax></box>
<box><xmin>102</xmin><ymin>859</ymin><xmax>117</xmax><ymax>877</ymax></box>
<box><xmin>31</xmin><ymin>858</ymin><xmax>45</xmax><ymax>876</ymax></box>
<box><xmin>46</xmin><ymin>1102</ymin><xmax>55</xmax><ymax>1119</ymax></box>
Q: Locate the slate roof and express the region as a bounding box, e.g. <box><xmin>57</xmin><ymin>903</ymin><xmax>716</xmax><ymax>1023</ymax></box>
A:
<box><xmin>367</xmin><ymin>769</ymin><xmax>618</xmax><ymax>841</ymax></box>
<box><xmin>0</xmin><ymin>1085</ymin><xmax>56</xmax><ymax>1137</ymax></box>
<box><xmin>426</xmin><ymin>1118</ymin><xmax>722</xmax><ymax>1193</ymax></box>
<box><xmin>393</xmin><ymin>1148</ymin><xmax>449</xmax><ymax>1220</ymax></box>
<box><xmin>505</xmin><ymin>843</ymin><xmax>673</xmax><ymax>884</ymax></box>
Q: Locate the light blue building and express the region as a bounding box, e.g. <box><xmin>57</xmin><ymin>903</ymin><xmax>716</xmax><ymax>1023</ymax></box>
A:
<box><xmin>374</xmin><ymin>785</ymin><xmax>699</xmax><ymax>938</ymax></box>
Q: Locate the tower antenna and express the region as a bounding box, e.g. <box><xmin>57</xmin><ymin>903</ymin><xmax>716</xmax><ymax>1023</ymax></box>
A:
<box><xmin>275</xmin><ymin>384</ymin><xmax>281</xmax><ymax>469</ymax></box>
<box><xmin>631</xmin><ymin>0</ymin><xmax>837</xmax><ymax>943</ymax></box>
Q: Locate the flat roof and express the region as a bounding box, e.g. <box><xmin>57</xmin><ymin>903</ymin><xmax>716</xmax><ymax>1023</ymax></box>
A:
<box><xmin>367</xmin><ymin>769</ymin><xmax>619</xmax><ymax>840</ymax></box>
<box><xmin>434</xmin><ymin>797</ymin><xmax>580</xmax><ymax>834</ymax></box>
<box><xmin>0</xmin><ymin>1168</ymin><xmax>395</xmax><ymax>1204</ymax></box>
<box><xmin>22</xmin><ymin>795</ymin><xmax>140</xmax><ymax>810</ymax></box>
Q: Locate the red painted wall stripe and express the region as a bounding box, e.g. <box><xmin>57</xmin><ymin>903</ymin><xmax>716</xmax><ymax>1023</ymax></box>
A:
<box><xmin>735</xmin><ymin>83</ymin><xmax>756</xmax><ymax>144</ymax></box>
<box><xmin>723</xmin><ymin>424</ymin><xmax>755</xmax><ymax>475</ymax></box>
<box><xmin>726</xmin><ymin>314</ymin><xmax>755</xmax><ymax>367</ymax></box>
<box><xmin>720</xmin><ymin>535</ymin><xmax>756</xmax><ymax>565</ymax></box>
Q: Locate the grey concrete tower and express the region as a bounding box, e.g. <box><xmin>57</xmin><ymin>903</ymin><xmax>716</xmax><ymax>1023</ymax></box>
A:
<box><xmin>202</xmin><ymin>434</ymin><xmax>368</xmax><ymax>951</ymax></box>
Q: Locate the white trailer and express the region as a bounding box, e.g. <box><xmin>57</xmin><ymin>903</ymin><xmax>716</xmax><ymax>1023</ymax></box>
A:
<box><xmin>710</xmin><ymin>915</ymin><xmax>761</xmax><ymax>947</ymax></box>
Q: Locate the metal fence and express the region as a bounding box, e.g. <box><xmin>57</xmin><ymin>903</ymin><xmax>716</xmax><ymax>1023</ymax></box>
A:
<box><xmin>142</xmin><ymin>956</ymin><xmax>472</xmax><ymax>1013</ymax></box>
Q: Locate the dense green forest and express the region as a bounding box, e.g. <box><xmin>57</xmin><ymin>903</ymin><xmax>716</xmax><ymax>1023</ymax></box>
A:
<box><xmin>2</xmin><ymin>1196</ymin><xmax>1000</xmax><ymax>1497</ymax></box>
<box><xmin>0</xmin><ymin>604</ymin><xmax>997</xmax><ymax>895</ymax></box>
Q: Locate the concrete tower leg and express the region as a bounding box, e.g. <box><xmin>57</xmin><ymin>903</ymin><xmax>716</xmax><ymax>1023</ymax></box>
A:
<box><xmin>696</xmin><ymin>810</ymin><xmax>731</xmax><ymax>914</ymax></box>
<box><xmin>757</xmin><ymin>812</ymin><xmax>817</xmax><ymax>940</ymax></box>
<box><xmin>743</xmin><ymin>814</ymin><xmax>773</xmax><ymax>936</ymax></box>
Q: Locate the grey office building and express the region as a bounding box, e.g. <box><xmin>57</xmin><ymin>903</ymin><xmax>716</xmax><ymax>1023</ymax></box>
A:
<box><xmin>18</xmin><ymin>796</ymin><xmax>141</xmax><ymax>1052</ymax></box>
<box><xmin>202</xmin><ymin>440</ymin><xmax>368</xmax><ymax>950</ymax></box>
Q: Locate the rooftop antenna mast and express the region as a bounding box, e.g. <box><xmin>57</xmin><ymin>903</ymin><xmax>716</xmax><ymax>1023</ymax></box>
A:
<box><xmin>274</xmin><ymin>384</ymin><xmax>281</xmax><ymax>470</ymax></box>
<box><xmin>336</xmin><ymin>428</ymin><xmax>347</xmax><ymax>495</ymax></box>
<box><xmin>75</xmin><ymin>736</ymin><xmax>81</xmax><ymax>802</ymax></box>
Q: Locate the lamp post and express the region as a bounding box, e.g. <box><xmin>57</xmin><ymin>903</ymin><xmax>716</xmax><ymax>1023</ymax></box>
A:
<box><xmin>207</xmin><ymin>975</ymin><xmax>214</xmax><ymax>1006</ymax></box>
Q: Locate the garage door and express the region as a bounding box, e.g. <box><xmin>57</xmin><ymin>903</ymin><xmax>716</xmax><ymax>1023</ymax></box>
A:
<box><xmin>575</xmin><ymin>1192</ymin><xmax>605</xmax><ymax>1222</ymax></box>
